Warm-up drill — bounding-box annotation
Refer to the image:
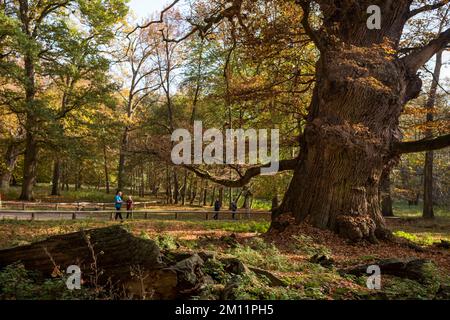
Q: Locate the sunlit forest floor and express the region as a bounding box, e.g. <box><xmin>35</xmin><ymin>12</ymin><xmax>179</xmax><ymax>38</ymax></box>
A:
<box><xmin>0</xmin><ymin>185</ymin><xmax>449</xmax><ymax>300</ymax></box>
<box><xmin>0</xmin><ymin>215</ymin><xmax>449</xmax><ymax>299</ymax></box>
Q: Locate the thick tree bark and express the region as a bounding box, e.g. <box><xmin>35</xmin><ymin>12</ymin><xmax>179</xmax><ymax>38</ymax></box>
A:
<box><xmin>423</xmin><ymin>50</ymin><xmax>443</xmax><ymax>219</ymax></box>
<box><xmin>51</xmin><ymin>159</ymin><xmax>61</xmax><ymax>196</ymax></box>
<box><xmin>274</xmin><ymin>2</ymin><xmax>428</xmax><ymax>242</ymax></box>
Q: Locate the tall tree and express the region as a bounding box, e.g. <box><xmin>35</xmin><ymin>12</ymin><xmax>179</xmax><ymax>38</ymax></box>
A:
<box><xmin>0</xmin><ymin>0</ymin><xmax>128</xmax><ymax>200</ymax></box>
<box><xmin>116</xmin><ymin>25</ymin><xmax>160</xmax><ymax>191</ymax></box>
<box><xmin>144</xmin><ymin>0</ymin><xmax>450</xmax><ymax>241</ymax></box>
<box><xmin>423</xmin><ymin>49</ymin><xmax>444</xmax><ymax>219</ymax></box>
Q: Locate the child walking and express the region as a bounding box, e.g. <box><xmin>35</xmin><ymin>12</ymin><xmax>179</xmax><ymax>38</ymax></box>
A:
<box><xmin>126</xmin><ymin>196</ymin><xmax>134</xmax><ymax>219</ymax></box>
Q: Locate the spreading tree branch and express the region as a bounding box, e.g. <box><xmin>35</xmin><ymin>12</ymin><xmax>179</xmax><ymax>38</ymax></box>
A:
<box><xmin>408</xmin><ymin>0</ymin><xmax>449</xmax><ymax>18</ymax></box>
<box><xmin>394</xmin><ymin>134</ymin><xmax>450</xmax><ymax>154</ymax></box>
<box><xmin>182</xmin><ymin>158</ymin><xmax>299</xmax><ymax>188</ymax></box>
<box><xmin>403</xmin><ymin>27</ymin><xmax>450</xmax><ymax>73</ymax></box>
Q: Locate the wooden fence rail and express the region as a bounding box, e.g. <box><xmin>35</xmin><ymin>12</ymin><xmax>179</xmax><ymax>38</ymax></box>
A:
<box><xmin>0</xmin><ymin>201</ymin><xmax>160</xmax><ymax>211</ymax></box>
<box><xmin>0</xmin><ymin>209</ymin><xmax>270</xmax><ymax>222</ymax></box>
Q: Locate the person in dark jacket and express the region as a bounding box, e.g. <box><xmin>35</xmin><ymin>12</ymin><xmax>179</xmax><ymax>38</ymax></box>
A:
<box><xmin>114</xmin><ymin>191</ymin><xmax>124</xmax><ymax>222</ymax></box>
<box><xmin>126</xmin><ymin>196</ymin><xmax>134</xmax><ymax>219</ymax></box>
<box><xmin>230</xmin><ymin>200</ymin><xmax>238</xmax><ymax>220</ymax></box>
<box><xmin>213</xmin><ymin>199</ymin><xmax>221</xmax><ymax>220</ymax></box>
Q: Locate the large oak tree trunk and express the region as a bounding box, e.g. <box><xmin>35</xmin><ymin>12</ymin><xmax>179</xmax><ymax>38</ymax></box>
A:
<box><xmin>274</xmin><ymin>2</ymin><xmax>423</xmax><ymax>241</ymax></box>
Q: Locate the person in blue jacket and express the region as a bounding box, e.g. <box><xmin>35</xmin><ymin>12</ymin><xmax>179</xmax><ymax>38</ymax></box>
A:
<box><xmin>115</xmin><ymin>190</ymin><xmax>124</xmax><ymax>222</ymax></box>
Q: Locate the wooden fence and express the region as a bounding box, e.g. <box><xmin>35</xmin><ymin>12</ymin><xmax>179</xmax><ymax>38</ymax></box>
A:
<box><xmin>0</xmin><ymin>209</ymin><xmax>271</xmax><ymax>222</ymax></box>
<box><xmin>0</xmin><ymin>200</ymin><xmax>159</xmax><ymax>211</ymax></box>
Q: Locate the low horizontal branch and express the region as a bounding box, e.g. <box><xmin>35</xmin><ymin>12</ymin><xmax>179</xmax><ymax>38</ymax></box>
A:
<box><xmin>183</xmin><ymin>158</ymin><xmax>299</xmax><ymax>188</ymax></box>
<box><xmin>393</xmin><ymin>133</ymin><xmax>450</xmax><ymax>154</ymax></box>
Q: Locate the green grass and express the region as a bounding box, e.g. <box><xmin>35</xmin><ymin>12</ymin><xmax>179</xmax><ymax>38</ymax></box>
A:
<box><xmin>392</xmin><ymin>201</ymin><xmax>450</xmax><ymax>218</ymax></box>
<box><xmin>194</xmin><ymin>221</ymin><xmax>270</xmax><ymax>233</ymax></box>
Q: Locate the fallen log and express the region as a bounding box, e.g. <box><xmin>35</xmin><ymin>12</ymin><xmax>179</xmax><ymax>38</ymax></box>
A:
<box><xmin>0</xmin><ymin>226</ymin><xmax>203</xmax><ymax>299</ymax></box>
<box><xmin>339</xmin><ymin>258</ymin><xmax>434</xmax><ymax>283</ymax></box>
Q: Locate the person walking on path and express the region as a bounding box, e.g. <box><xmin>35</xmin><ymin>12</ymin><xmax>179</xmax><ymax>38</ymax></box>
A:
<box><xmin>231</xmin><ymin>200</ymin><xmax>237</xmax><ymax>220</ymax></box>
<box><xmin>213</xmin><ymin>199</ymin><xmax>221</xmax><ymax>220</ymax></box>
<box><xmin>126</xmin><ymin>196</ymin><xmax>134</xmax><ymax>219</ymax></box>
<box><xmin>115</xmin><ymin>191</ymin><xmax>124</xmax><ymax>222</ymax></box>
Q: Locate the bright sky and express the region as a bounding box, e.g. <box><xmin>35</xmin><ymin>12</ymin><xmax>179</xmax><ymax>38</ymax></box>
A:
<box><xmin>128</xmin><ymin>1</ymin><xmax>449</xmax><ymax>85</ymax></box>
<box><xmin>129</xmin><ymin>0</ymin><xmax>167</xmax><ymax>19</ymax></box>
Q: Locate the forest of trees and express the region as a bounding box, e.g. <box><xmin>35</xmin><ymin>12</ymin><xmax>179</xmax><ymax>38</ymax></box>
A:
<box><xmin>1</xmin><ymin>0</ymin><xmax>449</xmax><ymax>241</ymax></box>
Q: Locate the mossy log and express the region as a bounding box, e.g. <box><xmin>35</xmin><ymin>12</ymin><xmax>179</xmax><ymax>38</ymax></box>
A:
<box><xmin>0</xmin><ymin>226</ymin><xmax>204</xmax><ymax>299</ymax></box>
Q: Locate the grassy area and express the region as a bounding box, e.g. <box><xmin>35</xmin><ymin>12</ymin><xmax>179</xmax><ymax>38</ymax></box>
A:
<box><xmin>0</xmin><ymin>218</ymin><xmax>448</xmax><ymax>300</ymax></box>
<box><xmin>392</xmin><ymin>201</ymin><xmax>450</xmax><ymax>218</ymax></box>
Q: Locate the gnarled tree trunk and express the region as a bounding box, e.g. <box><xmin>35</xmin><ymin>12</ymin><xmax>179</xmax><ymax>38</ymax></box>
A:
<box><xmin>274</xmin><ymin>2</ymin><xmax>427</xmax><ymax>242</ymax></box>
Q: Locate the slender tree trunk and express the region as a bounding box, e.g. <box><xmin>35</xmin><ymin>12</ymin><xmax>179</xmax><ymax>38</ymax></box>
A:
<box><xmin>75</xmin><ymin>161</ymin><xmax>83</xmax><ymax>191</ymax></box>
<box><xmin>51</xmin><ymin>159</ymin><xmax>61</xmax><ymax>196</ymax></box>
<box><xmin>190</xmin><ymin>179</ymin><xmax>198</xmax><ymax>205</ymax></box>
<box><xmin>210</xmin><ymin>186</ymin><xmax>216</xmax><ymax>206</ymax></box>
<box><xmin>140</xmin><ymin>164</ymin><xmax>145</xmax><ymax>197</ymax></box>
<box><xmin>20</xmin><ymin>128</ymin><xmax>38</xmax><ymax>201</ymax></box>
<box><xmin>181</xmin><ymin>170</ymin><xmax>187</xmax><ymax>205</ymax></box>
<box><xmin>173</xmin><ymin>169</ymin><xmax>179</xmax><ymax>204</ymax></box>
<box><xmin>380</xmin><ymin>169</ymin><xmax>394</xmax><ymax>217</ymax></box>
<box><xmin>203</xmin><ymin>180</ymin><xmax>208</xmax><ymax>206</ymax></box>
<box><xmin>1</xmin><ymin>143</ymin><xmax>20</xmax><ymax>190</ymax></box>
<box><xmin>19</xmin><ymin>3</ymin><xmax>39</xmax><ymax>201</ymax></box>
<box><xmin>423</xmin><ymin>50</ymin><xmax>443</xmax><ymax>219</ymax></box>
<box><xmin>218</xmin><ymin>187</ymin><xmax>224</xmax><ymax>207</ymax></box>
<box><xmin>117</xmin><ymin>128</ymin><xmax>129</xmax><ymax>191</ymax></box>
<box><xmin>166</xmin><ymin>166</ymin><xmax>172</xmax><ymax>204</ymax></box>
<box><xmin>103</xmin><ymin>144</ymin><xmax>110</xmax><ymax>194</ymax></box>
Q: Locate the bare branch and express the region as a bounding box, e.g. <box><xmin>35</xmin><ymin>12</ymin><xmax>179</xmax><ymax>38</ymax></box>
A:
<box><xmin>296</xmin><ymin>0</ymin><xmax>324</xmax><ymax>51</ymax></box>
<box><xmin>127</xmin><ymin>0</ymin><xmax>181</xmax><ymax>37</ymax></box>
<box><xmin>408</xmin><ymin>0</ymin><xmax>449</xmax><ymax>18</ymax></box>
<box><xmin>403</xmin><ymin>28</ymin><xmax>450</xmax><ymax>73</ymax></box>
<box><xmin>182</xmin><ymin>158</ymin><xmax>299</xmax><ymax>188</ymax></box>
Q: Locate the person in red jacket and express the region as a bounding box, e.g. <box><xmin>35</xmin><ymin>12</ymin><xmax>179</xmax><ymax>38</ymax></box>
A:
<box><xmin>126</xmin><ymin>196</ymin><xmax>134</xmax><ymax>219</ymax></box>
